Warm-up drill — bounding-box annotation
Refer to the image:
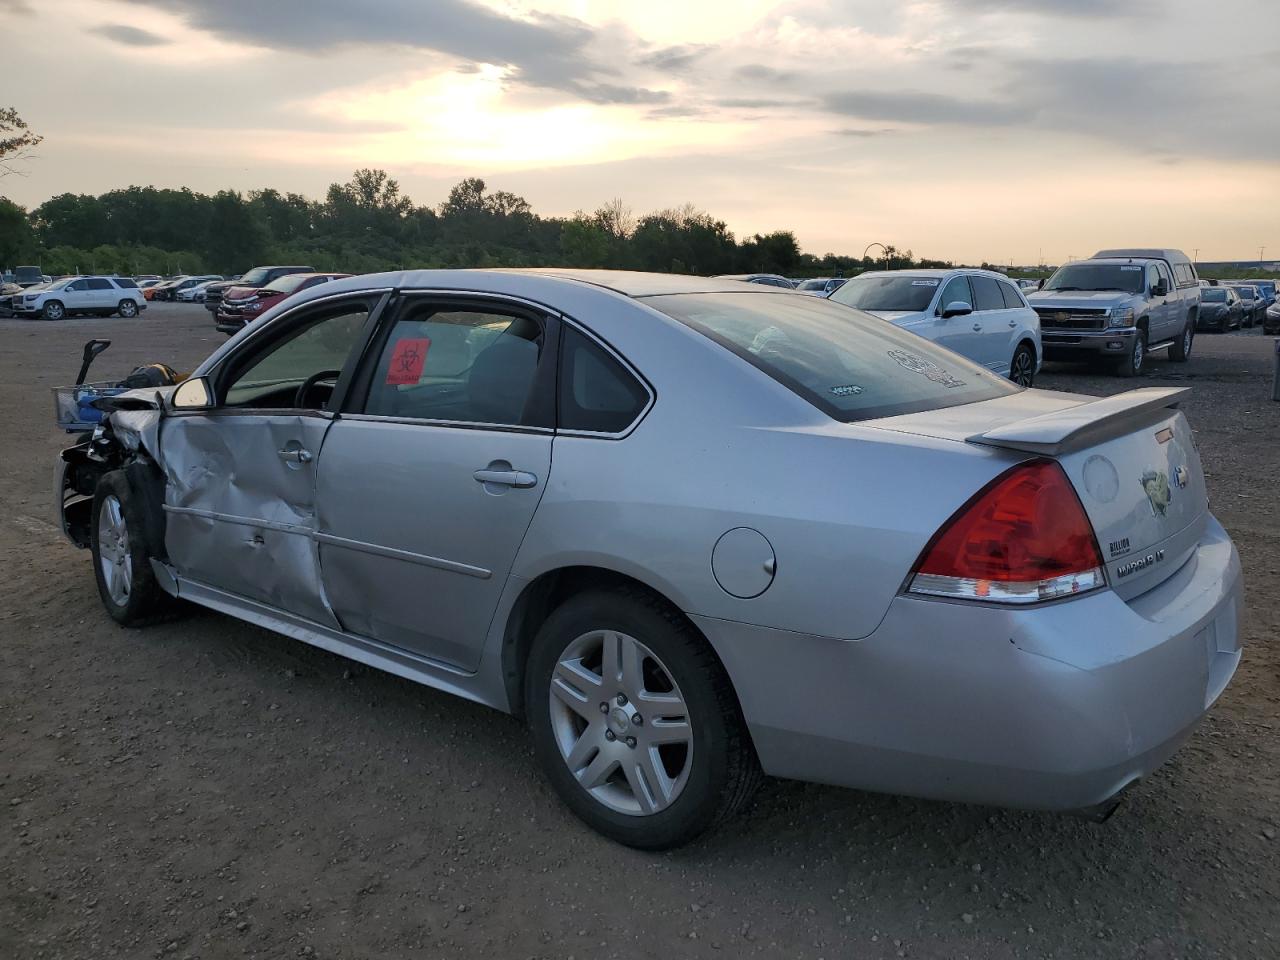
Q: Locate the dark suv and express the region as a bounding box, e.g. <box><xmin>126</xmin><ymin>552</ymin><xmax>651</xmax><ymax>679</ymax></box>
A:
<box><xmin>202</xmin><ymin>266</ymin><xmax>314</xmax><ymax>316</ymax></box>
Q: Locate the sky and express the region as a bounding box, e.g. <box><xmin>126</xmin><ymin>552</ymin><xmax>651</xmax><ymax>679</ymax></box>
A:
<box><xmin>3</xmin><ymin>0</ymin><xmax>1278</xmax><ymax>264</ymax></box>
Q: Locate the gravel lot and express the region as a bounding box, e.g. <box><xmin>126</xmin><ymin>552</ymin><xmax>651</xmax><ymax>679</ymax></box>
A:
<box><xmin>2</xmin><ymin>302</ymin><xmax>1277</xmax><ymax>960</ymax></box>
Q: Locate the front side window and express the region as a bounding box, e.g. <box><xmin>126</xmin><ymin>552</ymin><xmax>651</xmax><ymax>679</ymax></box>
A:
<box><xmin>361</xmin><ymin>305</ymin><xmax>544</xmax><ymax>426</ymax></box>
<box><xmin>938</xmin><ymin>275</ymin><xmax>972</xmax><ymax>310</ymax></box>
<box><xmin>558</xmin><ymin>326</ymin><xmax>649</xmax><ymax>434</ymax></box>
<box><xmin>223</xmin><ymin>303</ymin><xmax>370</xmax><ymax>409</ymax></box>
<box><xmin>65</xmin><ymin>279</ymin><xmax>87</xmax><ymax>292</ymax></box>
<box><xmin>650</xmin><ymin>291</ymin><xmax>1017</xmax><ymax>422</ymax></box>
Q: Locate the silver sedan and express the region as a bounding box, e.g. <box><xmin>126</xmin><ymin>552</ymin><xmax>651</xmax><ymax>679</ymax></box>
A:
<box><xmin>57</xmin><ymin>270</ymin><xmax>1243</xmax><ymax>849</ymax></box>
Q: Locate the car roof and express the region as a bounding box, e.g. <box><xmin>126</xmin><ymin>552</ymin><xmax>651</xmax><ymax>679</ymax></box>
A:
<box><xmin>852</xmin><ymin>268</ymin><xmax>1012</xmax><ymax>280</ymax></box>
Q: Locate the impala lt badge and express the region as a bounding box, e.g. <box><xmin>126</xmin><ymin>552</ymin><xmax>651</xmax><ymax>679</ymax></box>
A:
<box><xmin>1117</xmin><ymin>549</ymin><xmax>1165</xmax><ymax>578</ymax></box>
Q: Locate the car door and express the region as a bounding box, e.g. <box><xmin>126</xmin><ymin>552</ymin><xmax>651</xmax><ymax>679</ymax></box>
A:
<box><xmin>160</xmin><ymin>293</ymin><xmax>384</xmax><ymax>625</ymax></box>
<box><xmin>61</xmin><ymin>279</ymin><xmax>93</xmax><ymax>312</ymax></box>
<box><xmin>1146</xmin><ymin>263</ymin><xmax>1172</xmax><ymax>339</ymax></box>
<box><xmin>965</xmin><ymin>274</ymin><xmax>1008</xmax><ymax>369</ymax></box>
<box><xmin>313</xmin><ymin>295</ymin><xmax>556</xmax><ymax>671</ymax></box>
<box><xmin>994</xmin><ymin>278</ymin><xmax>1031</xmax><ymax>375</ymax></box>
<box><xmin>907</xmin><ymin>274</ymin><xmax>980</xmax><ymax>360</ymax></box>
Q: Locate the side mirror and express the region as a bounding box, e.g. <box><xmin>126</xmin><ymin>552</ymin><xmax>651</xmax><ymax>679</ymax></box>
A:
<box><xmin>941</xmin><ymin>300</ymin><xmax>973</xmax><ymax>319</ymax></box>
<box><xmin>170</xmin><ymin>376</ymin><xmax>214</xmax><ymax>410</ymax></box>
<box><xmin>1037</xmin><ymin>278</ymin><xmax>1045</xmax><ymax>290</ymax></box>
<box><xmin>1151</xmin><ymin>280</ymin><xmax>1168</xmax><ymax>297</ymax></box>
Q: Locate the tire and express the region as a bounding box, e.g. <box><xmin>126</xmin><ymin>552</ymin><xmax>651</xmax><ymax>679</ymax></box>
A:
<box><xmin>41</xmin><ymin>300</ymin><xmax>65</xmax><ymax>321</ymax></box>
<box><xmin>1169</xmin><ymin>319</ymin><xmax>1193</xmax><ymax>362</ymax></box>
<box><xmin>1009</xmin><ymin>342</ymin><xmax>1036</xmax><ymax>387</ymax></box>
<box><xmin>525</xmin><ymin>588</ymin><xmax>761</xmax><ymax>850</ymax></box>
<box><xmin>90</xmin><ymin>471</ymin><xmax>177</xmax><ymax>627</ymax></box>
<box><xmin>1115</xmin><ymin>326</ymin><xmax>1146</xmax><ymax>377</ymax></box>
<box><xmin>118</xmin><ymin>299</ymin><xmax>138</xmax><ymax>318</ymax></box>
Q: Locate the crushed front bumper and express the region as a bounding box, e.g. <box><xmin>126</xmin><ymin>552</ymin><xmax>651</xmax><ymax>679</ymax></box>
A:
<box><xmin>696</xmin><ymin>514</ymin><xmax>1242</xmax><ymax>812</ymax></box>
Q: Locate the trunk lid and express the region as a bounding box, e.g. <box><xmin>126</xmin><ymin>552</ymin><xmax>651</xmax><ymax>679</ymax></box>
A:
<box><xmin>867</xmin><ymin>388</ymin><xmax>1208</xmax><ymax>600</ymax></box>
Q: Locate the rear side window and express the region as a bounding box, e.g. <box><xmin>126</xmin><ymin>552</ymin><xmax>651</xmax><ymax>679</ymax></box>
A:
<box><xmin>87</xmin><ymin>278</ymin><xmax>113</xmax><ymax>291</ymax></box>
<box><xmin>361</xmin><ymin>306</ymin><xmax>544</xmax><ymax>427</ymax></box>
<box><xmin>998</xmin><ymin>281</ymin><xmax>1023</xmax><ymax>309</ymax></box>
<box><xmin>113</xmin><ymin>278</ymin><xmax>138</xmax><ymax>289</ymax></box>
<box><xmin>970</xmin><ymin>276</ymin><xmax>1004</xmax><ymax>311</ymax></box>
<box><xmin>650</xmin><ymin>292</ymin><xmax>1017</xmax><ymax>422</ymax></box>
<box><xmin>558</xmin><ymin>326</ymin><xmax>649</xmax><ymax>434</ymax></box>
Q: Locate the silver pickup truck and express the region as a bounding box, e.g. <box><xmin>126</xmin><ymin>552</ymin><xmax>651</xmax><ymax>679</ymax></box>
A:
<box><xmin>1027</xmin><ymin>248</ymin><xmax>1200</xmax><ymax>376</ymax></box>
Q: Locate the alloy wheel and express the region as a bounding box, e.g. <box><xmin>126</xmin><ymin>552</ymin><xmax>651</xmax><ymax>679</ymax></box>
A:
<box><xmin>548</xmin><ymin>629</ymin><xmax>693</xmax><ymax>816</ymax></box>
<box><xmin>97</xmin><ymin>494</ymin><xmax>132</xmax><ymax>606</ymax></box>
<box><xmin>1132</xmin><ymin>335</ymin><xmax>1144</xmax><ymax>372</ymax></box>
<box><xmin>1011</xmin><ymin>348</ymin><xmax>1034</xmax><ymax>386</ymax></box>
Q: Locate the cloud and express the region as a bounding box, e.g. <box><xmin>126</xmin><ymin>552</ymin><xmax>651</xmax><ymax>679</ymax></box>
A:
<box><xmin>822</xmin><ymin>89</ymin><xmax>1031</xmax><ymax>126</ymax></box>
<box><xmin>90</xmin><ymin>24</ymin><xmax>170</xmax><ymax>46</ymax></box>
<box><xmin>0</xmin><ymin>0</ymin><xmax>33</xmax><ymax>12</ymax></box>
<box><xmin>638</xmin><ymin>45</ymin><xmax>711</xmax><ymax>73</ymax></box>
<box><xmin>835</xmin><ymin>127</ymin><xmax>896</xmax><ymax>137</ymax></box>
<box><xmin>942</xmin><ymin>0</ymin><xmax>1149</xmax><ymax>16</ymax></box>
<box><xmin>715</xmin><ymin>97</ymin><xmax>810</xmax><ymax>109</ymax></box>
<box><xmin>734</xmin><ymin>63</ymin><xmax>797</xmax><ymax>83</ymax></box>
<box><xmin>123</xmin><ymin>0</ymin><xmax>668</xmax><ymax>104</ymax></box>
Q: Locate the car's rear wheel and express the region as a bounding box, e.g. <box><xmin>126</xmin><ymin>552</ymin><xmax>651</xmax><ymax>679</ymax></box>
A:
<box><xmin>1115</xmin><ymin>327</ymin><xmax>1146</xmax><ymax>377</ymax></box>
<box><xmin>41</xmin><ymin>300</ymin><xmax>64</xmax><ymax>321</ymax></box>
<box><xmin>1009</xmin><ymin>343</ymin><xmax>1036</xmax><ymax>386</ymax></box>
<box><xmin>118</xmin><ymin>299</ymin><xmax>138</xmax><ymax>318</ymax></box>
<box><xmin>1169</xmin><ymin>320</ymin><xmax>1193</xmax><ymax>362</ymax></box>
<box><xmin>91</xmin><ymin>471</ymin><xmax>177</xmax><ymax>627</ymax></box>
<box><xmin>525</xmin><ymin>589</ymin><xmax>761</xmax><ymax>849</ymax></box>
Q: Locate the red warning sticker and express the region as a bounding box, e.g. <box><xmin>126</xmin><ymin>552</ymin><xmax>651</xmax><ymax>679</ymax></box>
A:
<box><xmin>385</xmin><ymin>337</ymin><xmax>430</xmax><ymax>385</ymax></box>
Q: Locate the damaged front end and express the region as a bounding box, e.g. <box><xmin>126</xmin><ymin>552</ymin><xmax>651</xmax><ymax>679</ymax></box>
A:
<box><xmin>55</xmin><ymin>389</ymin><xmax>173</xmax><ymax>550</ymax></box>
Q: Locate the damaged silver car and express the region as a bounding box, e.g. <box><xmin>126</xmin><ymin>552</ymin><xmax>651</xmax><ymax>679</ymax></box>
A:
<box><xmin>57</xmin><ymin>270</ymin><xmax>1243</xmax><ymax>849</ymax></box>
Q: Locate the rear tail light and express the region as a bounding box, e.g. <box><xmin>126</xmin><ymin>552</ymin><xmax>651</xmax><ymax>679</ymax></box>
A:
<box><xmin>908</xmin><ymin>459</ymin><xmax>1105</xmax><ymax>604</ymax></box>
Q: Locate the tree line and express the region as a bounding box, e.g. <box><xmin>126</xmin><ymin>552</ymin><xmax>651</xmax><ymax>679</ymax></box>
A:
<box><xmin>0</xmin><ymin>168</ymin><xmax>947</xmax><ymax>279</ymax></box>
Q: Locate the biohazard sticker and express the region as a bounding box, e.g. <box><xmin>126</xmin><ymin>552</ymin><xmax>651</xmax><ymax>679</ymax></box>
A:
<box><xmin>386</xmin><ymin>338</ymin><xmax>431</xmax><ymax>385</ymax></box>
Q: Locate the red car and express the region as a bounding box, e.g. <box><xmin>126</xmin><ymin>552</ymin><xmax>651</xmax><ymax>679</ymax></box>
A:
<box><xmin>215</xmin><ymin>272</ymin><xmax>351</xmax><ymax>334</ymax></box>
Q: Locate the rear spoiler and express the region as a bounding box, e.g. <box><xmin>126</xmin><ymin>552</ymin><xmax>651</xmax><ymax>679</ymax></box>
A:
<box><xmin>967</xmin><ymin>387</ymin><xmax>1190</xmax><ymax>456</ymax></box>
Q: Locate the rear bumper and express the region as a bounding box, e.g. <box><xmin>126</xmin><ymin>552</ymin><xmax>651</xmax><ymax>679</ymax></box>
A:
<box><xmin>1042</xmin><ymin>327</ymin><xmax>1136</xmax><ymax>356</ymax></box>
<box><xmin>696</xmin><ymin>514</ymin><xmax>1242</xmax><ymax>811</ymax></box>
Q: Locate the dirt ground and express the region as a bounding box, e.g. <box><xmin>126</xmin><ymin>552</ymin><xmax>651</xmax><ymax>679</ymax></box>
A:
<box><xmin>1</xmin><ymin>302</ymin><xmax>1277</xmax><ymax>960</ymax></box>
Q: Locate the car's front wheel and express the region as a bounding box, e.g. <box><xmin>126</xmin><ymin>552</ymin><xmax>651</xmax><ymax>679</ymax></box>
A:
<box><xmin>1116</xmin><ymin>327</ymin><xmax>1146</xmax><ymax>377</ymax></box>
<box><xmin>91</xmin><ymin>471</ymin><xmax>177</xmax><ymax>626</ymax></box>
<box><xmin>526</xmin><ymin>589</ymin><xmax>761</xmax><ymax>849</ymax></box>
<box><xmin>41</xmin><ymin>300</ymin><xmax>64</xmax><ymax>321</ymax></box>
<box><xmin>118</xmin><ymin>299</ymin><xmax>138</xmax><ymax>318</ymax></box>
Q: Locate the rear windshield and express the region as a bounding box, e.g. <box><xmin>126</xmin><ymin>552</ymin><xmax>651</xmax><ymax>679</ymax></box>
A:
<box><xmin>1042</xmin><ymin>263</ymin><xmax>1145</xmax><ymax>294</ymax></box>
<box><xmin>1200</xmin><ymin>289</ymin><xmax>1227</xmax><ymax>302</ymax></box>
<box><xmin>828</xmin><ymin>275</ymin><xmax>940</xmax><ymax>312</ymax></box>
<box><xmin>648</xmin><ymin>292</ymin><xmax>1018</xmax><ymax>422</ymax></box>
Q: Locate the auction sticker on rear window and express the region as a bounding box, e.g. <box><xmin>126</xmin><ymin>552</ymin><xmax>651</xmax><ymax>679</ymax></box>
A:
<box><xmin>887</xmin><ymin>348</ymin><xmax>965</xmax><ymax>388</ymax></box>
<box><xmin>386</xmin><ymin>338</ymin><xmax>431</xmax><ymax>385</ymax></box>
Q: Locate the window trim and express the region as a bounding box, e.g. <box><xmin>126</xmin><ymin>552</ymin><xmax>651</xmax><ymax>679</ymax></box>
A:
<box><xmin>554</xmin><ymin>316</ymin><xmax>656</xmax><ymax>440</ymax></box>
<box><xmin>340</xmin><ymin>290</ymin><xmax>560</xmax><ymax>432</ymax></box>
<box><xmin>204</xmin><ymin>290</ymin><xmax>390</xmax><ymax>415</ymax></box>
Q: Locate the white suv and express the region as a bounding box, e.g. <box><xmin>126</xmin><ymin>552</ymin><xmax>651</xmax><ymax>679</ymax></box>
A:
<box><xmin>828</xmin><ymin>268</ymin><xmax>1042</xmax><ymax>386</ymax></box>
<box><xmin>12</xmin><ymin>276</ymin><xmax>147</xmax><ymax>321</ymax></box>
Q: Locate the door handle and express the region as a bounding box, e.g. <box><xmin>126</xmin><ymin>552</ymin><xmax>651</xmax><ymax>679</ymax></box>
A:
<box><xmin>1008</xmin><ymin>318</ymin><xmax>1017</xmax><ymax>328</ymax></box>
<box><xmin>278</xmin><ymin>447</ymin><xmax>313</xmax><ymax>464</ymax></box>
<box><xmin>473</xmin><ymin>468</ymin><xmax>538</xmax><ymax>488</ymax></box>
<box><xmin>972</xmin><ymin>323</ymin><xmax>982</xmax><ymax>332</ymax></box>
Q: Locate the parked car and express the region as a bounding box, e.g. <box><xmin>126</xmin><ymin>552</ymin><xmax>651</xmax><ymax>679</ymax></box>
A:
<box><xmin>202</xmin><ymin>266</ymin><xmax>316</xmax><ymax>314</ymax></box>
<box><xmin>1026</xmin><ymin>248</ymin><xmax>1200</xmax><ymax>376</ymax></box>
<box><xmin>55</xmin><ymin>269</ymin><xmax>1242</xmax><ymax>849</ymax></box>
<box><xmin>145</xmin><ymin>276</ymin><xmax>188</xmax><ymax>301</ymax></box>
<box><xmin>1197</xmin><ymin>287</ymin><xmax>1243</xmax><ymax>332</ymax></box>
<box><xmin>155</xmin><ymin>275</ymin><xmax>220</xmax><ymax>302</ymax></box>
<box><xmin>828</xmin><ymin>268</ymin><xmax>1041</xmax><ymax>386</ymax></box>
<box><xmin>182</xmin><ymin>279</ymin><xmax>223</xmax><ymax>303</ymax></box>
<box><xmin>135</xmin><ymin>279</ymin><xmax>166</xmax><ymax>291</ymax></box>
<box><xmin>173</xmin><ymin>276</ymin><xmax>225</xmax><ymax>302</ymax></box>
<box><xmin>793</xmin><ymin>277</ymin><xmax>846</xmax><ymax>297</ymax></box>
<box><xmin>214</xmin><ymin>272</ymin><xmax>351</xmax><ymax>334</ymax></box>
<box><xmin>1264</xmin><ymin>297</ymin><xmax>1280</xmax><ymax>335</ymax></box>
<box><xmin>13</xmin><ymin>265</ymin><xmax>44</xmax><ymax>288</ymax></box>
<box><xmin>1243</xmin><ymin>279</ymin><xmax>1276</xmax><ymax>305</ymax></box>
<box><xmin>1227</xmin><ymin>285</ymin><xmax>1266</xmax><ymax>327</ymax></box>
<box><xmin>711</xmin><ymin>273</ymin><xmax>794</xmax><ymax>288</ymax></box>
<box><xmin>10</xmin><ymin>276</ymin><xmax>146</xmax><ymax>320</ymax></box>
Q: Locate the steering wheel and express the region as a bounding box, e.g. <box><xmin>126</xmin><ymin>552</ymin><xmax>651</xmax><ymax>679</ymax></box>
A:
<box><xmin>295</xmin><ymin>369</ymin><xmax>342</xmax><ymax>409</ymax></box>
